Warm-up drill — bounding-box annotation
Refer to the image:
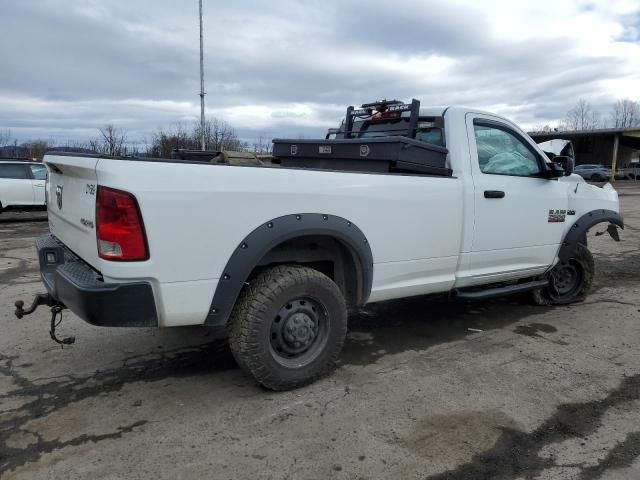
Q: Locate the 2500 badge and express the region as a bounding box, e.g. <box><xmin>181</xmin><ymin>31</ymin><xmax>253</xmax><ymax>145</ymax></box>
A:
<box><xmin>548</xmin><ymin>209</ymin><xmax>566</xmax><ymax>223</ymax></box>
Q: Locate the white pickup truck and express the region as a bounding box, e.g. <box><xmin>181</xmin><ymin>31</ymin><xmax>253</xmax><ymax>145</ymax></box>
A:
<box><xmin>16</xmin><ymin>100</ymin><xmax>623</xmax><ymax>390</ymax></box>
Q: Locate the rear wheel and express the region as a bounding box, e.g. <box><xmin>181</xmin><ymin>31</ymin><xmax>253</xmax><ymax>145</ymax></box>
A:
<box><xmin>590</xmin><ymin>173</ymin><xmax>602</xmax><ymax>181</ymax></box>
<box><xmin>532</xmin><ymin>243</ymin><xmax>594</xmax><ymax>305</ymax></box>
<box><xmin>228</xmin><ymin>264</ymin><xmax>347</xmax><ymax>390</ymax></box>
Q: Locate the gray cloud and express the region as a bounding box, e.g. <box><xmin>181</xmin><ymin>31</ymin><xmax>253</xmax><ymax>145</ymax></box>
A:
<box><xmin>332</xmin><ymin>1</ymin><xmax>491</xmax><ymax>55</ymax></box>
<box><xmin>1</xmin><ymin>0</ymin><xmax>638</xmax><ymax>144</ymax></box>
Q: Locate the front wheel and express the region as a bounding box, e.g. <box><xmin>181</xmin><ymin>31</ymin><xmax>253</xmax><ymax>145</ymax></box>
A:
<box><xmin>532</xmin><ymin>243</ymin><xmax>594</xmax><ymax>305</ymax></box>
<box><xmin>228</xmin><ymin>265</ymin><xmax>348</xmax><ymax>390</ymax></box>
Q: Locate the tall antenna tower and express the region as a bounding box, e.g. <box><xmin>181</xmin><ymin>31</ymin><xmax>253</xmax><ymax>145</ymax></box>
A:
<box><xmin>199</xmin><ymin>0</ymin><xmax>206</xmax><ymax>150</ymax></box>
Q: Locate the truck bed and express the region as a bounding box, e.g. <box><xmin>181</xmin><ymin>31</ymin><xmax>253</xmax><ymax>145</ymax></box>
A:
<box><xmin>43</xmin><ymin>152</ymin><xmax>463</xmax><ymax>326</ymax></box>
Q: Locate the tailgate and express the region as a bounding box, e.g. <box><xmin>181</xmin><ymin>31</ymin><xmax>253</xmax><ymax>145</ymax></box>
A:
<box><xmin>44</xmin><ymin>154</ymin><xmax>101</xmax><ymax>269</ymax></box>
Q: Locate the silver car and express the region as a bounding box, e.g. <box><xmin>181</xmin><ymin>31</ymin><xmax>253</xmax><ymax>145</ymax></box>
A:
<box><xmin>574</xmin><ymin>164</ymin><xmax>611</xmax><ymax>181</ymax></box>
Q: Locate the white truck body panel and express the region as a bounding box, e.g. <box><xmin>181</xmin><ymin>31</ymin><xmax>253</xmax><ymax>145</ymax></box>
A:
<box><xmin>46</xmin><ymin>157</ymin><xmax>464</xmax><ymax>325</ymax></box>
<box><xmin>46</xmin><ymin>156</ymin><xmax>100</xmax><ymax>266</ymax></box>
<box><xmin>42</xmin><ymin>106</ymin><xmax>620</xmax><ymax>327</ymax></box>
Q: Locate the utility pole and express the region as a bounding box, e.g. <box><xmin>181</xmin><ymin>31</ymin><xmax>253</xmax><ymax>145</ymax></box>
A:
<box><xmin>199</xmin><ymin>0</ymin><xmax>206</xmax><ymax>150</ymax></box>
<box><xmin>611</xmin><ymin>134</ymin><xmax>619</xmax><ymax>182</ymax></box>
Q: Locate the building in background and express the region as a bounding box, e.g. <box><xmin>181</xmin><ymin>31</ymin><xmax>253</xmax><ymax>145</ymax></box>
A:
<box><xmin>530</xmin><ymin>127</ymin><xmax>640</xmax><ymax>175</ymax></box>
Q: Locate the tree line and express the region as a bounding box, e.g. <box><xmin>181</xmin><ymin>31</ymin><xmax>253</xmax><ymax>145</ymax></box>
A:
<box><xmin>0</xmin><ymin>118</ymin><xmax>274</xmax><ymax>161</ymax></box>
<box><xmin>534</xmin><ymin>98</ymin><xmax>640</xmax><ymax>133</ymax></box>
<box><xmin>4</xmin><ymin>98</ymin><xmax>638</xmax><ymax>160</ymax></box>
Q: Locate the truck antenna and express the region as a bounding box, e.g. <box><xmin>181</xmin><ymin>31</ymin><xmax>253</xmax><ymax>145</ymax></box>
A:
<box><xmin>199</xmin><ymin>0</ymin><xmax>206</xmax><ymax>151</ymax></box>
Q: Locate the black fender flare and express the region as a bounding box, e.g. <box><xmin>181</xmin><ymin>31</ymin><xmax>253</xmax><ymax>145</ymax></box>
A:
<box><xmin>558</xmin><ymin>209</ymin><xmax>624</xmax><ymax>262</ymax></box>
<box><xmin>204</xmin><ymin>213</ymin><xmax>373</xmax><ymax>326</ymax></box>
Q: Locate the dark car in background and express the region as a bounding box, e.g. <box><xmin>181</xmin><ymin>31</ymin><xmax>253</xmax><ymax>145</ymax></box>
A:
<box><xmin>574</xmin><ymin>164</ymin><xmax>611</xmax><ymax>181</ymax></box>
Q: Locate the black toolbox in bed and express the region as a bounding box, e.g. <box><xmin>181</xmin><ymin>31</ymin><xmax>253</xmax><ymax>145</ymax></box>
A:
<box><xmin>272</xmin><ymin>136</ymin><xmax>451</xmax><ymax>176</ymax></box>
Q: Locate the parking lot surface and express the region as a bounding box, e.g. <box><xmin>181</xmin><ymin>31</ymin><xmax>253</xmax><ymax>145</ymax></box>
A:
<box><xmin>1</xmin><ymin>184</ymin><xmax>639</xmax><ymax>480</ymax></box>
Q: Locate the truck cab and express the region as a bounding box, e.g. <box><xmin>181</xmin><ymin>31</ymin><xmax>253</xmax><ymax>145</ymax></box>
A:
<box><xmin>328</xmin><ymin>101</ymin><xmax>619</xmax><ymax>288</ymax></box>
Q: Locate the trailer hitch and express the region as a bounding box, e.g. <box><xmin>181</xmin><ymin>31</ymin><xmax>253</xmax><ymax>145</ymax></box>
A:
<box><xmin>14</xmin><ymin>294</ymin><xmax>53</xmax><ymax>319</ymax></box>
<box><xmin>14</xmin><ymin>294</ymin><xmax>75</xmax><ymax>346</ymax></box>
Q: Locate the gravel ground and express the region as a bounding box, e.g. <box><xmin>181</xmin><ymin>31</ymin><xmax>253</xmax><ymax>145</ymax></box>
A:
<box><xmin>0</xmin><ymin>184</ymin><xmax>639</xmax><ymax>480</ymax></box>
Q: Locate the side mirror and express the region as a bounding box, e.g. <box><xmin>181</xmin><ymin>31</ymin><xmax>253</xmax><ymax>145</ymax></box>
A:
<box><xmin>545</xmin><ymin>162</ymin><xmax>565</xmax><ymax>178</ymax></box>
<box><xmin>552</xmin><ymin>155</ymin><xmax>574</xmax><ymax>176</ymax></box>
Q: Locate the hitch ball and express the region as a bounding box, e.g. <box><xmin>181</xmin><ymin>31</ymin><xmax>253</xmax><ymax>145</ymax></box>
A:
<box><xmin>14</xmin><ymin>300</ymin><xmax>25</xmax><ymax>319</ymax></box>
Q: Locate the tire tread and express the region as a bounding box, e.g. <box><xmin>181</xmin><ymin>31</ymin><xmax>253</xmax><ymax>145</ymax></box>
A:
<box><xmin>228</xmin><ymin>265</ymin><xmax>347</xmax><ymax>390</ymax></box>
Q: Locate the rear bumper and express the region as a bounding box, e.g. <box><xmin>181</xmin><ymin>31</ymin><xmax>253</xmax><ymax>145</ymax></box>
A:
<box><xmin>36</xmin><ymin>234</ymin><xmax>158</xmax><ymax>327</ymax></box>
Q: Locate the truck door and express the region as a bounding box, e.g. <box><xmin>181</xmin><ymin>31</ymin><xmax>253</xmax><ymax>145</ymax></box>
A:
<box><xmin>464</xmin><ymin>114</ymin><xmax>568</xmax><ymax>284</ymax></box>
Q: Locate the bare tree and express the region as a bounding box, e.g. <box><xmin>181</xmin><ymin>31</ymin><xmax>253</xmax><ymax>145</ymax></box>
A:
<box><xmin>150</xmin><ymin>122</ymin><xmax>192</xmax><ymax>158</ymax></box>
<box><xmin>0</xmin><ymin>129</ymin><xmax>11</xmax><ymax>147</ymax></box>
<box><xmin>531</xmin><ymin>124</ymin><xmax>554</xmax><ymax>134</ymax></box>
<box><xmin>63</xmin><ymin>140</ymin><xmax>94</xmax><ymax>154</ymax></box>
<box><xmin>610</xmin><ymin>99</ymin><xmax>640</xmax><ymax>128</ymax></box>
<box><xmin>252</xmin><ymin>136</ymin><xmax>273</xmax><ymax>154</ymax></box>
<box><xmin>90</xmin><ymin>124</ymin><xmax>128</xmax><ymax>156</ymax></box>
<box><xmin>195</xmin><ymin>118</ymin><xmax>242</xmax><ymax>151</ymax></box>
<box><xmin>149</xmin><ymin>118</ymin><xmax>243</xmax><ymax>157</ymax></box>
<box><xmin>563</xmin><ymin>99</ymin><xmax>599</xmax><ymax>131</ymax></box>
<box><xmin>21</xmin><ymin>140</ymin><xmax>50</xmax><ymax>161</ymax></box>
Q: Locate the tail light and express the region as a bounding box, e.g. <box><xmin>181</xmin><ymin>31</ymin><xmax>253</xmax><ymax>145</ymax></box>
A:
<box><xmin>96</xmin><ymin>186</ymin><xmax>149</xmax><ymax>261</ymax></box>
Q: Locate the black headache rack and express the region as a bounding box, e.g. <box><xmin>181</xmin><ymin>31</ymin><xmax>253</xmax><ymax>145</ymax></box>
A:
<box><xmin>272</xmin><ymin>136</ymin><xmax>451</xmax><ymax>177</ymax></box>
<box><xmin>341</xmin><ymin>98</ymin><xmax>421</xmax><ymax>139</ymax></box>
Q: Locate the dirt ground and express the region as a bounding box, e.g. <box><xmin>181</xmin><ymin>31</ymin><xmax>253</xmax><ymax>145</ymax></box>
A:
<box><xmin>1</xmin><ymin>183</ymin><xmax>639</xmax><ymax>480</ymax></box>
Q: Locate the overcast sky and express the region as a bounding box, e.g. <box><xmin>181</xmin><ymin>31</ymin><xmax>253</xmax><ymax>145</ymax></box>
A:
<box><xmin>1</xmin><ymin>0</ymin><xmax>639</xmax><ymax>145</ymax></box>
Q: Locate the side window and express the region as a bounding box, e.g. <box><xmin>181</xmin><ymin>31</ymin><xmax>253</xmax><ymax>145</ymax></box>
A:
<box><xmin>0</xmin><ymin>164</ymin><xmax>29</xmax><ymax>179</ymax></box>
<box><xmin>474</xmin><ymin>124</ymin><xmax>541</xmax><ymax>177</ymax></box>
<box><xmin>30</xmin><ymin>164</ymin><xmax>48</xmax><ymax>180</ymax></box>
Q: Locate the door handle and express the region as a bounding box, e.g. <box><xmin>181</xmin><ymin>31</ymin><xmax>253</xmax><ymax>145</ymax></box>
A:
<box><xmin>484</xmin><ymin>190</ymin><xmax>505</xmax><ymax>199</ymax></box>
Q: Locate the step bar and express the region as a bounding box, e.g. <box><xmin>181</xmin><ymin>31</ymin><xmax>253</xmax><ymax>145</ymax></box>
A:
<box><xmin>452</xmin><ymin>279</ymin><xmax>549</xmax><ymax>302</ymax></box>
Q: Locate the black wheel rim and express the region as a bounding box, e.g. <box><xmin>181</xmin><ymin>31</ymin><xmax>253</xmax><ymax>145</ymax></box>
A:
<box><xmin>549</xmin><ymin>261</ymin><xmax>583</xmax><ymax>299</ymax></box>
<box><xmin>269</xmin><ymin>297</ymin><xmax>328</xmax><ymax>367</ymax></box>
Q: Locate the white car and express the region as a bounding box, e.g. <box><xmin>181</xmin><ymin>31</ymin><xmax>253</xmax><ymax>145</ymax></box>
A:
<box><xmin>16</xmin><ymin>101</ymin><xmax>623</xmax><ymax>390</ymax></box>
<box><xmin>0</xmin><ymin>160</ymin><xmax>47</xmax><ymax>213</ymax></box>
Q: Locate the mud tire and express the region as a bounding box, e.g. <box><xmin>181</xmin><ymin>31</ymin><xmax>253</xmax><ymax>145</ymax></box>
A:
<box><xmin>228</xmin><ymin>265</ymin><xmax>347</xmax><ymax>391</ymax></box>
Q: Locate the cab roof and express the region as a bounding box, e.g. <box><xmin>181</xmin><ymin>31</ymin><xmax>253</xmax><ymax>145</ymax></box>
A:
<box><xmin>0</xmin><ymin>159</ymin><xmax>36</xmax><ymax>164</ymax></box>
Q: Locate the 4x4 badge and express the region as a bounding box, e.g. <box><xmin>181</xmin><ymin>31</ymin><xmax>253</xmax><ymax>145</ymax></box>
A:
<box><xmin>56</xmin><ymin>185</ymin><xmax>63</xmax><ymax>210</ymax></box>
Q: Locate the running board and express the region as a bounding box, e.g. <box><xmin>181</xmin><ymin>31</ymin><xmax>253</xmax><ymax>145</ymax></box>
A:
<box><xmin>452</xmin><ymin>279</ymin><xmax>549</xmax><ymax>302</ymax></box>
